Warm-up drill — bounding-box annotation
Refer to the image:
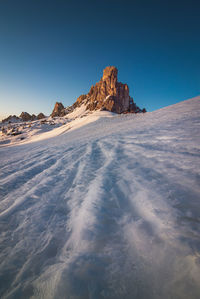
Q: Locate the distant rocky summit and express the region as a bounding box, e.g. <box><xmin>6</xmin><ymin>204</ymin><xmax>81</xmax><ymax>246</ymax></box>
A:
<box><xmin>19</xmin><ymin>112</ymin><xmax>46</xmax><ymax>121</ymax></box>
<box><xmin>51</xmin><ymin>102</ymin><xmax>65</xmax><ymax>117</ymax></box>
<box><xmin>51</xmin><ymin>66</ymin><xmax>145</xmax><ymax>117</ymax></box>
<box><xmin>2</xmin><ymin>66</ymin><xmax>145</xmax><ymax>123</ymax></box>
<box><xmin>2</xmin><ymin>115</ymin><xmax>20</xmax><ymax>123</ymax></box>
<box><xmin>20</xmin><ymin>112</ymin><xmax>33</xmax><ymax>121</ymax></box>
<box><xmin>37</xmin><ymin>113</ymin><xmax>46</xmax><ymax>120</ymax></box>
<box><xmin>2</xmin><ymin>111</ymin><xmax>46</xmax><ymax>123</ymax></box>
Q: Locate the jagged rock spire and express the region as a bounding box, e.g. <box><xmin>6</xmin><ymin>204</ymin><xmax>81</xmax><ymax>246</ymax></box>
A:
<box><xmin>50</xmin><ymin>66</ymin><xmax>144</xmax><ymax>117</ymax></box>
<box><xmin>76</xmin><ymin>66</ymin><xmax>137</xmax><ymax>113</ymax></box>
<box><xmin>51</xmin><ymin>102</ymin><xmax>65</xmax><ymax>117</ymax></box>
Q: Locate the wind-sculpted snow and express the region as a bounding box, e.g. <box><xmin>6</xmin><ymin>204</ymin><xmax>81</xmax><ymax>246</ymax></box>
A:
<box><xmin>0</xmin><ymin>97</ymin><xmax>200</xmax><ymax>298</ymax></box>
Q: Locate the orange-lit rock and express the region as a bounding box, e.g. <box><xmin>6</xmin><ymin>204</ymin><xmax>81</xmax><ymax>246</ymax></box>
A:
<box><xmin>51</xmin><ymin>102</ymin><xmax>65</xmax><ymax>117</ymax></box>
<box><xmin>75</xmin><ymin>66</ymin><xmax>140</xmax><ymax>113</ymax></box>
<box><xmin>50</xmin><ymin>66</ymin><xmax>145</xmax><ymax>116</ymax></box>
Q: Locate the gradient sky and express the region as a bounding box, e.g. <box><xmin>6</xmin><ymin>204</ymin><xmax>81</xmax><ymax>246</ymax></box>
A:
<box><xmin>0</xmin><ymin>0</ymin><xmax>199</xmax><ymax>120</ymax></box>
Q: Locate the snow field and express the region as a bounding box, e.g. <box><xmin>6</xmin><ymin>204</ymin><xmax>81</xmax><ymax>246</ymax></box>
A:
<box><xmin>0</xmin><ymin>96</ymin><xmax>200</xmax><ymax>298</ymax></box>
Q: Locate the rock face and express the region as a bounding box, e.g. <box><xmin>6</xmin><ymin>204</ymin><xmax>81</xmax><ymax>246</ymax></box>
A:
<box><xmin>51</xmin><ymin>102</ymin><xmax>65</xmax><ymax>117</ymax></box>
<box><xmin>31</xmin><ymin>114</ymin><xmax>36</xmax><ymax>121</ymax></box>
<box><xmin>2</xmin><ymin>115</ymin><xmax>20</xmax><ymax>123</ymax></box>
<box><xmin>37</xmin><ymin>113</ymin><xmax>45</xmax><ymax>120</ymax></box>
<box><xmin>20</xmin><ymin>112</ymin><xmax>32</xmax><ymax>121</ymax></box>
<box><xmin>50</xmin><ymin>66</ymin><xmax>145</xmax><ymax>116</ymax></box>
<box><xmin>2</xmin><ymin>112</ymin><xmax>46</xmax><ymax>123</ymax></box>
<box><xmin>75</xmin><ymin>66</ymin><xmax>142</xmax><ymax>113</ymax></box>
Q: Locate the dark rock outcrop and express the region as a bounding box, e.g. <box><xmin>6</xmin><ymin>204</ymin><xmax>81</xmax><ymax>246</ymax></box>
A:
<box><xmin>37</xmin><ymin>113</ymin><xmax>46</xmax><ymax>120</ymax></box>
<box><xmin>51</xmin><ymin>102</ymin><xmax>65</xmax><ymax>117</ymax></box>
<box><xmin>2</xmin><ymin>112</ymin><xmax>46</xmax><ymax>123</ymax></box>
<box><xmin>2</xmin><ymin>115</ymin><xmax>20</xmax><ymax>123</ymax></box>
<box><xmin>19</xmin><ymin>112</ymin><xmax>32</xmax><ymax>121</ymax></box>
<box><xmin>31</xmin><ymin>114</ymin><xmax>36</xmax><ymax>121</ymax></box>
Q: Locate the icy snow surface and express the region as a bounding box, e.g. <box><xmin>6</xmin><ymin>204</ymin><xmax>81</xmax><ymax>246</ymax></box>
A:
<box><xmin>0</xmin><ymin>96</ymin><xmax>200</xmax><ymax>298</ymax></box>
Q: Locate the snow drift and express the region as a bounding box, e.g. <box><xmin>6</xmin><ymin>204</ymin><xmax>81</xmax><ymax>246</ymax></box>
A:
<box><xmin>0</xmin><ymin>96</ymin><xmax>200</xmax><ymax>298</ymax></box>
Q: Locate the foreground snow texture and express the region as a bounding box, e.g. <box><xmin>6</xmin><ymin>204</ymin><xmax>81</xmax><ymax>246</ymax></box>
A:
<box><xmin>0</xmin><ymin>97</ymin><xmax>200</xmax><ymax>299</ymax></box>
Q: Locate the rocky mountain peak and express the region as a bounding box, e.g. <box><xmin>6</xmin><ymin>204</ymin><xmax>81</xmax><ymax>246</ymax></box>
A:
<box><xmin>20</xmin><ymin>112</ymin><xmax>32</xmax><ymax>121</ymax></box>
<box><xmin>37</xmin><ymin>113</ymin><xmax>46</xmax><ymax>120</ymax></box>
<box><xmin>82</xmin><ymin>66</ymin><xmax>141</xmax><ymax>113</ymax></box>
<box><xmin>102</xmin><ymin>66</ymin><xmax>118</xmax><ymax>82</ymax></box>
<box><xmin>50</xmin><ymin>66</ymin><xmax>145</xmax><ymax>117</ymax></box>
<box><xmin>51</xmin><ymin>102</ymin><xmax>65</xmax><ymax>117</ymax></box>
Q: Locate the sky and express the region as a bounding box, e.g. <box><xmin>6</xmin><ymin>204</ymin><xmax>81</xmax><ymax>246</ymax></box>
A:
<box><xmin>0</xmin><ymin>0</ymin><xmax>199</xmax><ymax>120</ymax></box>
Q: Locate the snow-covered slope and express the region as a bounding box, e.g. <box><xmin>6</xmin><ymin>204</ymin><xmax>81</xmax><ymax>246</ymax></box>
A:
<box><xmin>0</xmin><ymin>104</ymin><xmax>115</xmax><ymax>146</ymax></box>
<box><xmin>0</xmin><ymin>96</ymin><xmax>200</xmax><ymax>298</ymax></box>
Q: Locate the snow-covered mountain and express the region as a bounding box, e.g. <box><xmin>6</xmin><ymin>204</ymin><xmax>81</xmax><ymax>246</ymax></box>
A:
<box><xmin>0</xmin><ymin>96</ymin><xmax>200</xmax><ymax>298</ymax></box>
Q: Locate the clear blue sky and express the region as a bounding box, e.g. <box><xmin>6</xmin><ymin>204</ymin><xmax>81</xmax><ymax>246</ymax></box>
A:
<box><xmin>0</xmin><ymin>0</ymin><xmax>199</xmax><ymax>119</ymax></box>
